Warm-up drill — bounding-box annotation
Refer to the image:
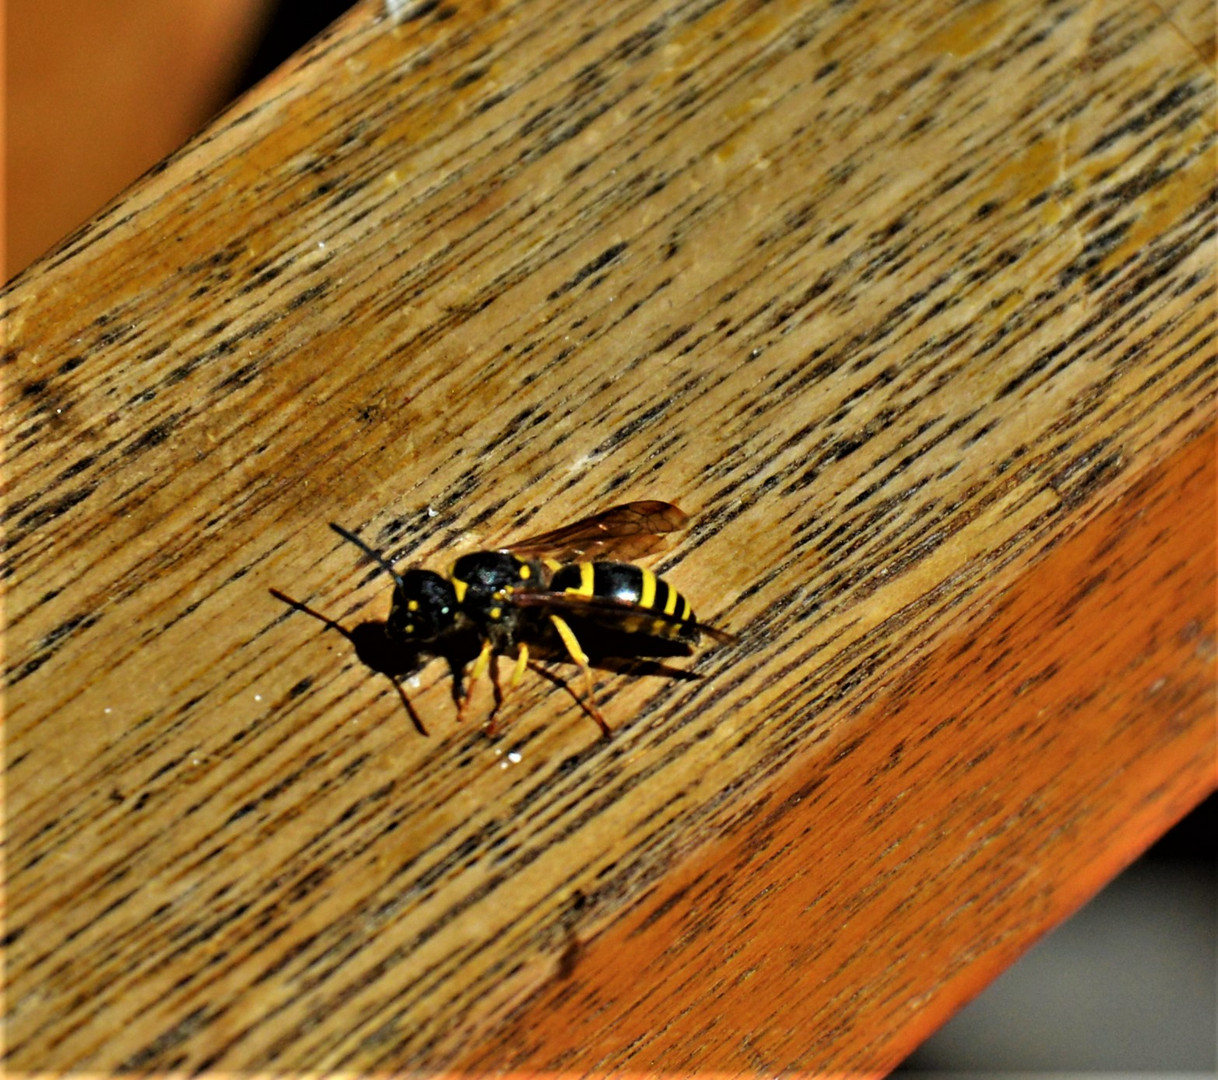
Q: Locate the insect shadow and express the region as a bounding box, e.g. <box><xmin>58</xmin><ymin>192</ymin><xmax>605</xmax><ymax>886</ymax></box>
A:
<box><xmin>269</xmin><ymin>588</ymin><xmax>469</xmax><ymax>737</ymax></box>
<box><xmin>269</xmin><ymin>588</ymin><xmax>701</xmax><ymax>738</ymax></box>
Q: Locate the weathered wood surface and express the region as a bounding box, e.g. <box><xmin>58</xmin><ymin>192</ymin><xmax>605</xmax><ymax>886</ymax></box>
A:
<box><xmin>3</xmin><ymin>0</ymin><xmax>1214</xmax><ymax>1072</ymax></box>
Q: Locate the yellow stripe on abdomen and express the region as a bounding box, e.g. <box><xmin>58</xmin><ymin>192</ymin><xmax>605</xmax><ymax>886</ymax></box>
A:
<box><xmin>663</xmin><ymin>584</ymin><xmax>679</xmax><ymax>616</ymax></box>
<box><xmin>574</xmin><ymin>561</ymin><xmax>596</xmax><ymax>596</ymax></box>
<box><xmin>639</xmin><ymin>567</ymin><xmax>657</xmax><ymax>609</ymax></box>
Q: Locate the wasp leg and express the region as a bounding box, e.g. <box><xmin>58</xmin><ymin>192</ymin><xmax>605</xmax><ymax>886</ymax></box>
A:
<box><xmin>549</xmin><ymin>615</ymin><xmax>612</xmax><ymax>738</ymax></box>
<box><xmin>487</xmin><ymin>642</ymin><xmax>530</xmax><ymax>738</ymax></box>
<box><xmin>510</xmin><ymin>640</ymin><xmax>528</xmax><ymax>688</ymax></box>
<box><xmin>458</xmin><ymin>638</ymin><xmax>494</xmax><ymax>721</ymax></box>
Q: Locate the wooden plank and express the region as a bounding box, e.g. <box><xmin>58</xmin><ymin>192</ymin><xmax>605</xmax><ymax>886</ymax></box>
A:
<box><xmin>458</xmin><ymin>425</ymin><xmax>1217</xmax><ymax>1074</ymax></box>
<box><xmin>3</xmin><ymin>0</ymin><xmax>1214</xmax><ymax>1071</ymax></box>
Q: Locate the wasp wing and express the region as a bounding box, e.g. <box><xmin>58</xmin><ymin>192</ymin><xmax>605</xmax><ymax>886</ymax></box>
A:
<box><xmin>504</xmin><ymin>500</ymin><xmax>689</xmax><ymax>562</ymax></box>
<box><xmin>510</xmin><ymin>589</ymin><xmax>737</xmax><ymax>646</ymax></box>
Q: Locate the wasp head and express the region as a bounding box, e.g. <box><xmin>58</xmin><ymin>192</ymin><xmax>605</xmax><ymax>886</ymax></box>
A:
<box><xmin>387</xmin><ymin>569</ymin><xmax>460</xmax><ymax>643</ymax></box>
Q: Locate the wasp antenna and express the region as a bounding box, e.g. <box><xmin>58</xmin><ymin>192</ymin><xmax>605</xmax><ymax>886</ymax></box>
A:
<box><xmin>269</xmin><ymin>588</ymin><xmax>353</xmax><ymax>640</ymax></box>
<box><xmin>329</xmin><ymin>523</ymin><xmax>408</xmax><ymax>590</ymax></box>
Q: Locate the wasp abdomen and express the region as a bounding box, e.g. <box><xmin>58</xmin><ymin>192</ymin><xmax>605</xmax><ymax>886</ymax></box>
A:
<box><xmin>550</xmin><ymin>561</ymin><xmax>697</xmax><ymax>640</ymax></box>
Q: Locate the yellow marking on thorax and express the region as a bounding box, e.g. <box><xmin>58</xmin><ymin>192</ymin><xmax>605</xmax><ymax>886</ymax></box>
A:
<box><xmin>452</xmin><ymin>578</ymin><xmax>468</xmax><ymax>604</ymax></box>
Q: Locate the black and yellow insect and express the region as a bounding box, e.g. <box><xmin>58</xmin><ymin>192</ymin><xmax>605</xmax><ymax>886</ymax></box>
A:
<box><xmin>311</xmin><ymin>501</ymin><xmax>734</xmax><ymax>736</ymax></box>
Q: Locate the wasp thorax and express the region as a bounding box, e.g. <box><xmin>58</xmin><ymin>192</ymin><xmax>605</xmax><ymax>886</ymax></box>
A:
<box><xmin>450</xmin><ymin>551</ymin><xmax>532</xmax><ymax>598</ymax></box>
<box><xmin>388</xmin><ymin>569</ymin><xmax>459</xmax><ymax>642</ymax></box>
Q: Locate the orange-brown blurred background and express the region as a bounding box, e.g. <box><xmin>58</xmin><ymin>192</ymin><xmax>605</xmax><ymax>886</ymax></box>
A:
<box><xmin>3</xmin><ymin>0</ymin><xmax>356</xmax><ymax>282</ymax></box>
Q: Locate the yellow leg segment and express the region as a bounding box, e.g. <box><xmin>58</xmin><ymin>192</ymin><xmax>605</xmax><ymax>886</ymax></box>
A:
<box><xmin>509</xmin><ymin>641</ymin><xmax>529</xmax><ymax>690</ymax></box>
<box><xmin>550</xmin><ymin>615</ymin><xmax>611</xmax><ymax>737</ymax></box>
<box><xmin>459</xmin><ymin>638</ymin><xmax>493</xmax><ymax>721</ymax></box>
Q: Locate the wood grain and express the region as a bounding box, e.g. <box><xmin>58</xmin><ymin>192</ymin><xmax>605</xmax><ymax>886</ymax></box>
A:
<box><xmin>461</xmin><ymin>425</ymin><xmax>1217</xmax><ymax>1074</ymax></box>
<box><xmin>3</xmin><ymin>0</ymin><xmax>1215</xmax><ymax>1071</ymax></box>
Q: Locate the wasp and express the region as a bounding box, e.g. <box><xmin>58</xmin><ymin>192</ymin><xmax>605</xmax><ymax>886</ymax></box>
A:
<box><xmin>277</xmin><ymin>501</ymin><xmax>734</xmax><ymax>737</ymax></box>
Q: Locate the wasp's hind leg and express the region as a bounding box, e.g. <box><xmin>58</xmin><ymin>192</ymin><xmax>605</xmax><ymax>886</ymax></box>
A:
<box><xmin>548</xmin><ymin>615</ymin><xmax>612</xmax><ymax>738</ymax></box>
